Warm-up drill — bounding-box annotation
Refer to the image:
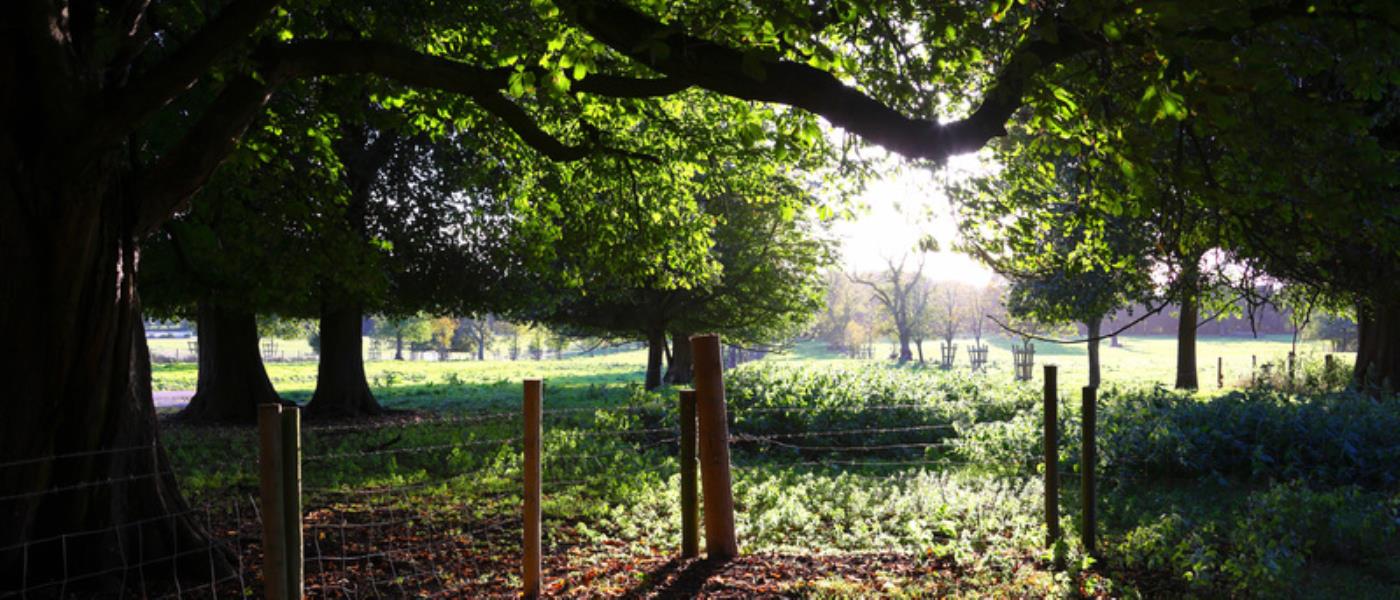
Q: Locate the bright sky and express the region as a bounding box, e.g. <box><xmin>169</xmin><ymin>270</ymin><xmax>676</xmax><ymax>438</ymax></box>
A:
<box><xmin>832</xmin><ymin>154</ymin><xmax>997</xmax><ymax>285</ymax></box>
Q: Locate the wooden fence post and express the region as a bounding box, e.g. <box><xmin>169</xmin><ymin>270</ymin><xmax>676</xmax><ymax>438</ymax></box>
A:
<box><xmin>679</xmin><ymin>390</ymin><xmax>700</xmax><ymax>559</ymax></box>
<box><xmin>523</xmin><ymin>380</ymin><xmax>542</xmax><ymax>599</ymax></box>
<box><xmin>1217</xmin><ymin>356</ymin><xmax>1224</xmax><ymax>389</ymax></box>
<box><xmin>691</xmin><ymin>334</ymin><xmax>738</xmax><ymax>560</ymax></box>
<box><xmin>1043</xmin><ymin>365</ymin><xmax>1062</xmax><ymax>570</ymax></box>
<box><xmin>257</xmin><ymin>404</ymin><xmax>287</xmax><ymax>600</ymax></box>
<box><xmin>280</xmin><ymin>407</ymin><xmax>303</xmax><ymax>600</ymax></box>
<box><xmin>1081</xmin><ymin>386</ymin><xmax>1098</xmax><ymax>558</ymax></box>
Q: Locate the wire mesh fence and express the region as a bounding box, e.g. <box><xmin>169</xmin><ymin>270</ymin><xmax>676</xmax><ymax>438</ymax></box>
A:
<box><xmin>3</xmin><ymin>371</ymin><xmax>1068</xmax><ymax>598</ymax></box>
<box><xmin>0</xmin><ymin>443</ymin><xmax>256</xmax><ymax>599</ymax></box>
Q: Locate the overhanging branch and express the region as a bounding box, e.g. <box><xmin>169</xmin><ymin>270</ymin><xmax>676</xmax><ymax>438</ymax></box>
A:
<box><xmin>94</xmin><ymin>0</ymin><xmax>280</xmax><ymax>144</ymax></box>
<box><xmin>988</xmin><ymin>301</ymin><xmax>1170</xmax><ymax>345</ymax></box>
<box><xmin>556</xmin><ymin>0</ymin><xmax>1097</xmax><ymax>162</ymax></box>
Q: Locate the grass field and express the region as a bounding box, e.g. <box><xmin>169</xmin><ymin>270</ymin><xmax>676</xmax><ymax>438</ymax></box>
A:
<box><xmin>152</xmin><ymin>334</ymin><xmax>1345</xmax><ymax>406</ymax></box>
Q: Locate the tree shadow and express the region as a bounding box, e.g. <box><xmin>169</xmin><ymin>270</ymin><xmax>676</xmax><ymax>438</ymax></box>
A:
<box><xmin>622</xmin><ymin>556</ymin><xmax>732</xmax><ymax>599</ymax></box>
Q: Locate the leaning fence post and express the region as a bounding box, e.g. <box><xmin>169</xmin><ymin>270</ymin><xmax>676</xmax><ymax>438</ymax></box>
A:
<box><xmin>679</xmin><ymin>389</ymin><xmax>700</xmax><ymax>559</ymax></box>
<box><xmin>1081</xmin><ymin>386</ymin><xmax>1098</xmax><ymax>558</ymax></box>
<box><xmin>280</xmin><ymin>406</ymin><xmax>303</xmax><ymax>600</ymax></box>
<box><xmin>523</xmin><ymin>380</ymin><xmax>543</xmax><ymax>598</ymax></box>
<box><xmin>691</xmin><ymin>334</ymin><xmax>738</xmax><ymax>560</ymax></box>
<box><xmin>257</xmin><ymin>404</ymin><xmax>288</xmax><ymax>600</ymax></box>
<box><xmin>1043</xmin><ymin>365</ymin><xmax>1062</xmax><ymax>570</ymax></box>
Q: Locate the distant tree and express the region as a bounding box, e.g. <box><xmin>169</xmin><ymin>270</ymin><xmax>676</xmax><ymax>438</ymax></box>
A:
<box><xmin>456</xmin><ymin>315</ymin><xmax>496</xmax><ymax>360</ymax></box>
<box><xmin>812</xmin><ymin>270</ymin><xmax>878</xmax><ymax>357</ymax></box>
<box><xmin>930</xmin><ymin>283</ymin><xmax>970</xmax><ymax>367</ymax></box>
<box><xmin>966</xmin><ymin>282</ymin><xmax>1003</xmax><ymax>349</ymax></box>
<box><xmin>375</xmin><ymin>316</ymin><xmax>433</xmax><ymax>361</ymax></box>
<box><xmin>850</xmin><ymin>254</ymin><xmax>928</xmax><ymax>364</ymax></box>
<box><xmin>1308</xmin><ymin>313</ymin><xmax>1359</xmax><ymax>353</ymax></box>
<box><xmin>528</xmin><ymin>328</ymin><xmax>546</xmax><ymax>361</ymax></box>
<box><xmin>529</xmin><ymin>182</ymin><xmax>835</xmax><ymax>389</ymax></box>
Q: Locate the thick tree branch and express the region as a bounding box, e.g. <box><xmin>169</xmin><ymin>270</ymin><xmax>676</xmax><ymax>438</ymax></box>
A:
<box><xmin>271</xmin><ymin>40</ymin><xmax>664</xmax><ymax>162</ymax></box>
<box><xmin>556</xmin><ymin>0</ymin><xmax>1096</xmax><ymax>162</ymax></box>
<box><xmin>95</xmin><ymin>0</ymin><xmax>279</xmax><ymax>142</ymax></box>
<box><xmin>132</xmin><ymin>38</ymin><xmax>679</xmax><ymax>232</ymax></box>
<box><xmin>132</xmin><ymin>75</ymin><xmax>273</xmax><ymax>234</ymax></box>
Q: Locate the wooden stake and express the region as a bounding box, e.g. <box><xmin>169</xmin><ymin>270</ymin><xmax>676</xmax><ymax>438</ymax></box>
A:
<box><xmin>1081</xmin><ymin>386</ymin><xmax>1098</xmax><ymax>558</ymax></box>
<box><xmin>1218</xmin><ymin>356</ymin><xmax>1224</xmax><ymax>389</ymax></box>
<box><xmin>523</xmin><ymin>380</ymin><xmax>542</xmax><ymax>598</ymax></box>
<box><xmin>257</xmin><ymin>404</ymin><xmax>287</xmax><ymax>600</ymax></box>
<box><xmin>691</xmin><ymin>334</ymin><xmax>738</xmax><ymax>559</ymax></box>
<box><xmin>1043</xmin><ymin>365</ymin><xmax>1062</xmax><ymax>570</ymax></box>
<box><xmin>679</xmin><ymin>390</ymin><xmax>700</xmax><ymax>559</ymax></box>
<box><xmin>280</xmin><ymin>406</ymin><xmax>303</xmax><ymax>600</ymax></box>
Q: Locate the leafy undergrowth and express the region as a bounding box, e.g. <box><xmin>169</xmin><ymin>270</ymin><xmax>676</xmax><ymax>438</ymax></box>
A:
<box><xmin>161</xmin><ymin>362</ymin><xmax>1400</xmax><ymax>598</ymax></box>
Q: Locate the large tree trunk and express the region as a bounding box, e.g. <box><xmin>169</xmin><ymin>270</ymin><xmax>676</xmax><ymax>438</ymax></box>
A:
<box><xmin>1087</xmin><ymin>318</ymin><xmax>1102</xmax><ymax>389</ymax></box>
<box><xmin>645</xmin><ymin>327</ymin><xmax>666</xmax><ymax>390</ymax></box>
<box><xmin>176</xmin><ymin>301</ymin><xmax>281</xmax><ymax>423</ymax></box>
<box><xmin>1175</xmin><ymin>271</ymin><xmax>1200</xmax><ymax>390</ymax></box>
<box><xmin>897</xmin><ymin>331</ymin><xmax>913</xmax><ymax>362</ymax></box>
<box><xmin>394</xmin><ymin>332</ymin><xmax>405</xmax><ymax>360</ymax></box>
<box><xmin>664</xmin><ymin>330</ymin><xmax>694</xmax><ymax>385</ymax></box>
<box><xmin>0</xmin><ymin>208</ymin><xmax>226</xmax><ymax>592</ymax></box>
<box><xmin>1355</xmin><ymin>294</ymin><xmax>1400</xmax><ymax>391</ymax></box>
<box><xmin>306</xmin><ymin>301</ymin><xmax>382</xmax><ymax>418</ymax></box>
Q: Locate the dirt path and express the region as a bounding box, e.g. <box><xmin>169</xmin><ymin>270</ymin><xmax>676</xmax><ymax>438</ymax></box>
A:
<box><xmin>153</xmin><ymin>390</ymin><xmax>194</xmax><ymax>408</ymax></box>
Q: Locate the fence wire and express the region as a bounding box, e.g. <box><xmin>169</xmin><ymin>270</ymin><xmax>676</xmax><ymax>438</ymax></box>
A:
<box><xmin>2</xmin><ymin>386</ymin><xmax>1031</xmax><ymax>598</ymax></box>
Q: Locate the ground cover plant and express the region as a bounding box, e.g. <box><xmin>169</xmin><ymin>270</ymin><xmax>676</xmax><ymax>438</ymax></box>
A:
<box><xmin>153</xmin><ymin>337</ymin><xmax>1399</xmax><ymax>598</ymax></box>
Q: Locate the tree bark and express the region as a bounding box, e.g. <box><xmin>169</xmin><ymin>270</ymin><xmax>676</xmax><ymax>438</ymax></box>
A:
<box><xmin>1175</xmin><ymin>271</ymin><xmax>1200</xmax><ymax>390</ymax></box>
<box><xmin>915</xmin><ymin>339</ymin><xmax>925</xmax><ymax>364</ymax></box>
<box><xmin>394</xmin><ymin>332</ymin><xmax>405</xmax><ymax>360</ymax></box>
<box><xmin>897</xmin><ymin>332</ymin><xmax>913</xmax><ymax>363</ymax></box>
<box><xmin>0</xmin><ymin>209</ymin><xmax>226</xmax><ymax>591</ymax></box>
<box><xmin>1087</xmin><ymin>318</ymin><xmax>1102</xmax><ymax>389</ymax></box>
<box><xmin>1354</xmin><ymin>294</ymin><xmax>1400</xmax><ymax>391</ymax></box>
<box><xmin>176</xmin><ymin>301</ymin><xmax>282</xmax><ymax>423</ymax></box>
<box><xmin>306</xmin><ymin>301</ymin><xmax>382</xmax><ymax>418</ymax></box>
<box><xmin>645</xmin><ymin>327</ymin><xmax>666</xmax><ymax>390</ymax></box>
<box><xmin>664</xmin><ymin>330</ymin><xmax>694</xmax><ymax>385</ymax></box>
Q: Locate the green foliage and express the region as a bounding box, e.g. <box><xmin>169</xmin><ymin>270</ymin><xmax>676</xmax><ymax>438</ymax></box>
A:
<box><xmin>1111</xmin><ymin>483</ymin><xmax>1399</xmax><ymax>596</ymax></box>
<box><xmin>1094</xmin><ymin>387</ymin><xmax>1400</xmax><ymax>487</ymax></box>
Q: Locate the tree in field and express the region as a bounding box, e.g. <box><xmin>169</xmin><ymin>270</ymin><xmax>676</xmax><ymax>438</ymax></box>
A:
<box><xmin>1307</xmin><ymin>312</ymin><xmax>1359</xmax><ymax>353</ymax></box>
<box><xmin>811</xmin><ymin>270</ymin><xmax>883</xmax><ymax>358</ymax></box>
<box><xmin>374</xmin><ymin>316</ymin><xmax>432</xmax><ymax>361</ymax></box>
<box><xmin>966</xmin><ymin>281</ymin><xmax>1003</xmax><ymax>350</ymax></box>
<box><xmin>140</xmin><ymin>95</ymin><xmax>386</xmax><ymax>422</ymax></box>
<box><xmin>452</xmin><ymin>315</ymin><xmax>494</xmax><ymax>360</ymax></box>
<box><xmin>957</xmin><ymin>141</ymin><xmax>1157</xmax><ymax>388</ymax></box>
<box><xmin>527</xmin><ymin>328</ymin><xmax>546</xmax><ymax>361</ymax></box>
<box><xmin>532</xmin><ymin>182</ymin><xmax>835</xmax><ymax>389</ymax></box>
<box><xmin>7</xmin><ymin>0</ymin><xmax>1394</xmax><ymax>588</ymax></box>
<box><xmin>931</xmin><ymin>283</ymin><xmax>970</xmax><ymax>368</ymax></box>
<box><xmin>850</xmin><ymin>254</ymin><xmax>929</xmax><ymax>363</ymax></box>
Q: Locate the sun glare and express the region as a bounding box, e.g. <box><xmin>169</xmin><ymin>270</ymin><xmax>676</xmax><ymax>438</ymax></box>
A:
<box><xmin>834</xmin><ymin>154</ymin><xmax>996</xmax><ymax>285</ymax></box>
